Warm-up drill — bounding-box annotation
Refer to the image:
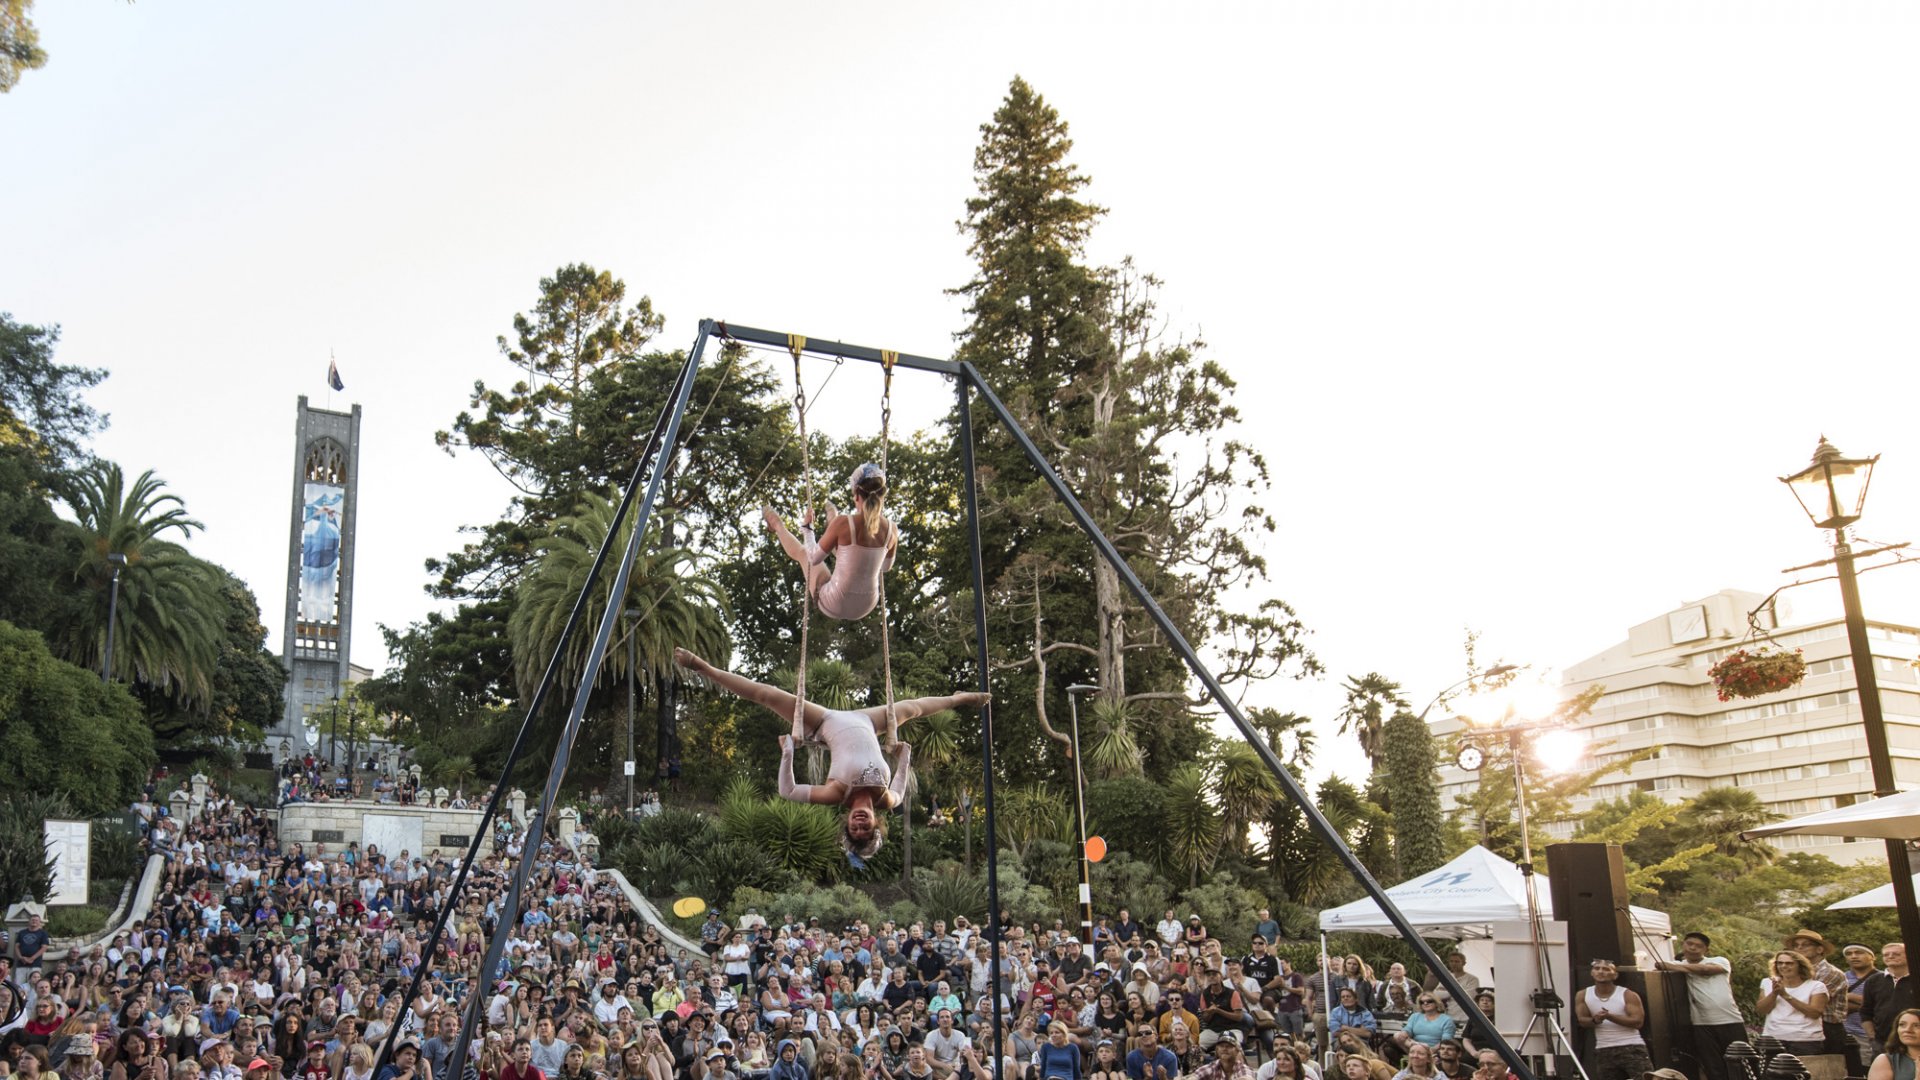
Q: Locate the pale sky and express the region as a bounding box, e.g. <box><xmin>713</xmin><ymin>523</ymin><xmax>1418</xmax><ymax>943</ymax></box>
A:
<box><xmin>6</xmin><ymin>1</ymin><xmax>1919</xmax><ymax>784</ymax></box>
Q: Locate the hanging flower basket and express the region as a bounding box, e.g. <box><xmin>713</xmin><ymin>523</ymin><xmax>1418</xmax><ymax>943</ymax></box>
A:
<box><xmin>1708</xmin><ymin>647</ymin><xmax>1807</xmax><ymax>702</ymax></box>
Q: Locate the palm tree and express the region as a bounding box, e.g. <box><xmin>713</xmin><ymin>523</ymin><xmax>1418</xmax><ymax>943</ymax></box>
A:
<box><xmin>1678</xmin><ymin>786</ymin><xmax>1784</xmax><ymax>864</ymax></box>
<box><xmin>59</xmin><ymin>462</ymin><xmax>225</xmax><ymax>703</ymax></box>
<box><xmin>1336</xmin><ymin>673</ymin><xmax>1406</xmax><ymax>768</ymax></box>
<box><xmin>1214</xmin><ymin>742</ymin><xmax>1281</xmax><ymax>858</ymax></box>
<box><xmin>1083</xmin><ymin>699</ymin><xmax>1144</xmax><ymax>780</ymax></box>
<box><xmin>509</xmin><ymin>489</ymin><xmax>730</xmax><ymax>700</ymax></box>
<box><xmin>1163</xmin><ymin>762</ymin><xmax>1221</xmax><ymax>887</ymax></box>
<box><xmin>1251</xmin><ymin>707</ymin><xmax>1316</xmax><ymax>773</ymax></box>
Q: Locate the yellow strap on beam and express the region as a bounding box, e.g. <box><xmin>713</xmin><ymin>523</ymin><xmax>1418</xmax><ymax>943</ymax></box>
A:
<box><xmin>787</xmin><ymin>334</ymin><xmax>807</xmax><ymax>358</ymax></box>
<box><xmin>881</xmin><ymin>350</ymin><xmax>898</xmax><ymax>371</ymax></box>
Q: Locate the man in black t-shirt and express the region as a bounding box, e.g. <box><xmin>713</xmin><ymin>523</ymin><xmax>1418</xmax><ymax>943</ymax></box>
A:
<box><xmin>1243</xmin><ymin>938</ymin><xmax>1280</xmax><ymax>991</ymax></box>
<box><xmin>1057</xmin><ymin>939</ymin><xmax>1094</xmax><ymax>986</ymax></box>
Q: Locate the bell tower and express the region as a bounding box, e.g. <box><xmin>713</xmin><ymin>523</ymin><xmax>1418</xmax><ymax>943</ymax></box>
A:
<box><xmin>277</xmin><ymin>395</ymin><xmax>363</xmax><ymax>758</ymax></box>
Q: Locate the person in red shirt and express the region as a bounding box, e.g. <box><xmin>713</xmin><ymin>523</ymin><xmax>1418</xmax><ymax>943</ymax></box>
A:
<box><xmin>299</xmin><ymin>1042</ymin><xmax>333</xmax><ymax>1080</ymax></box>
<box><xmin>499</xmin><ymin>1039</ymin><xmax>544</xmax><ymax>1080</ymax></box>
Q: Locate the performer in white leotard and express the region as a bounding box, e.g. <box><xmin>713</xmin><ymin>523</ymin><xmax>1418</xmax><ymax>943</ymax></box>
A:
<box><xmin>672</xmin><ymin>648</ymin><xmax>988</xmax><ymax>863</ymax></box>
<box><xmin>763</xmin><ymin>462</ymin><xmax>898</xmax><ymax>621</ymax></box>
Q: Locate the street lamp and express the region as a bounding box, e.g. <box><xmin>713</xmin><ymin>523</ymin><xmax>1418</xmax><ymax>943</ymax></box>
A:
<box><xmin>101</xmin><ymin>552</ymin><xmax>128</xmax><ymax>682</ymax></box>
<box><xmin>1779</xmin><ymin>437</ymin><xmax>1920</xmax><ymax>956</ymax></box>
<box><xmin>1066</xmin><ymin>684</ymin><xmax>1100</xmax><ymax>941</ymax></box>
<box><xmin>625</xmin><ymin>609</ymin><xmax>642</xmax><ymax>814</ymax></box>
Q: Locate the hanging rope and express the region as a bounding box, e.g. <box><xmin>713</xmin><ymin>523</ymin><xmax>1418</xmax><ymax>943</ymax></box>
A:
<box><xmin>788</xmin><ymin>335</ymin><xmax>813</xmax><ymax>744</ymax></box>
<box><xmin>877</xmin><ymin>350</ymin><xmax>900</xmax><ymax>748</ymax></box>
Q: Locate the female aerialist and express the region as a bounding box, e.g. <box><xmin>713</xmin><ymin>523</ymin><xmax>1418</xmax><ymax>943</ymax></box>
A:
<box><xmin>672</xmin><ymin>647</ymin><xmax>988</xmax><ymax>864</ymax></box>
<box><xmin>762</xmin><ymin>462</ymin><xmax>898</xmax><ymax>621</ymax></box>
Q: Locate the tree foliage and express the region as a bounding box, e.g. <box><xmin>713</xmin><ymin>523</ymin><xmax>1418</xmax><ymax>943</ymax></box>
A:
<box><xmin>0</xmin><ymin>620</ymin><xmax>154</xmax><ymax>816</ymax></box>
<box><xmin>1380</xmin><ymin>708</ymin><xmax>1446</xmax><ymax>881</ymax></box>
<box><xmin>0</xmin><ymin>3</ymin><xmax>47</xmax><ymax>94</ymax></box>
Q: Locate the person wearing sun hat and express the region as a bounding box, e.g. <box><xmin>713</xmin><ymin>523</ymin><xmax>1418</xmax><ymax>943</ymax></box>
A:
<box><xmin>1788</xmin><ymin>929</ymin><xmax>1861</xmax><ymax>1074</ymax></box>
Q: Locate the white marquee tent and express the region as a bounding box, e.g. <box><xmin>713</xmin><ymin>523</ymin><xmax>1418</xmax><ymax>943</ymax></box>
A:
<box><xmin>1318</xmin><ymin>844</ymin><xmax>1673</xmax><ymax>939</ymax></box>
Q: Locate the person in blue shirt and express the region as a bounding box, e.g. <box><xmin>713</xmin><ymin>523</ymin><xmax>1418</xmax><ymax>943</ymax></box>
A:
<box><xmin>1035</xmin><ymin>1022</ymin><xmax>1083</xmax><ymax>1080</ymax></box>
<box><xmin>1399</xmin><ymin>993</ymin><xmax>1460</xmax><ymax>1050</ymax></box>
<box><xmin>1330</xmin><ymin>987</ymin><xmax>1380</xmax><ymax>1045</ymax></box>
<box><xmin>1125</xmin><ymin>1024</ymin><xmax>1178</xmax><ymax>1080</ymax></box>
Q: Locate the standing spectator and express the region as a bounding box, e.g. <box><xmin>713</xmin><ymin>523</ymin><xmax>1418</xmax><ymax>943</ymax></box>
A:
<box><xmin>1654</xmin><ymin>932</ymin><xmax>1745</xmax><ymax>1080</ymax></box>
<box><xmin>13</xmin><ymin>916</ymin><xmax>48</xmax><ymax>970</ymax></box>
<box><xmin>1790</xmin><ymin>930</ymin><xmax>1862</xmax><ymax>1076</ymax></box>
<box><xmin>1158</xmin><ymin>915</ymin><xmax>1184</xmax><ymax>948</ymax></box>
<box><xmin>1422</xmin><ymin>955</ymin><xmax>1479</xmax><ymax>1025</ymax></box>
<box><xmin>1848</xmin><ymin>947</ymin><xmax>1887</xmax><ymax>1068</ymax></box>
<box><xmin>1572</xmin><ymin>960</ymin><xmax>1650</xmax><ymax>1080</ymax></box>
<box><xmin>1758</xmin><ymin>951</ymin><xmax>1829</xmax><ymax>1055</ymax></box>
<box><xmin>1865</xmin><ymin>945</ymin><xmax>1915</xmax><ymax>1049</ymax></box>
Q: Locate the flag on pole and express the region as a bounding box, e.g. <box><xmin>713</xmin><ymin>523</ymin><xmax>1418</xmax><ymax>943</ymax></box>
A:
<box><xmin>327</xmin><ymin>358</ymin><xmax>345</xmax><ymax>391</ymax></box>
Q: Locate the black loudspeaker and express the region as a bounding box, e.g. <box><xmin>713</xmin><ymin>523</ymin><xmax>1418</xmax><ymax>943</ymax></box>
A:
<box><xmin>1545</xmin><ymin>842</ymin><xmax>1634</xmax><ymax>968</ymax></box>
<box><xmin>1545</xmin><ymin>842</ymin><xmax>1691</xmax><ymax>1071</ymax></box>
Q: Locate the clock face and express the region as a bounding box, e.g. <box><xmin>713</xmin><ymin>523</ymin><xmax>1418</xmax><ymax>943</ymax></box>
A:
<box><xmin>1456</xmin><ymin>745</ymin><xmax>1485</xmax><ymax>771</ymax></box>
<box><xmin>1669</xmin><ymin>605</ymin><xmax>1708</xmax><ymax>644</ymax></box>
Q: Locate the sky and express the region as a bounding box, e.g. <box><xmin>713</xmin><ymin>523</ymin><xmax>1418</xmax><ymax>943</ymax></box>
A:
<box><xmin>6</xmin><ymin>1</ymin><xmax>1920</xmax><ymax>785</ymax></box>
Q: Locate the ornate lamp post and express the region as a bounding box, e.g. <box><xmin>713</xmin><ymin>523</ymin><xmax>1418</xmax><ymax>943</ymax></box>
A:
<box><xmin>1779</xmin><ymin>437</ymin><xmax>1920</xmax><ymax>953</ymax></box>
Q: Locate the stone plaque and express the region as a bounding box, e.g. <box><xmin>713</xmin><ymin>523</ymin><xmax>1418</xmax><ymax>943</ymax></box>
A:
<box><xmin>313</xmin><ymin>829</ymin><xmax>345</xmax><ymax>843</ymax></box>
<box><xmin>440</xmin><ymin>834</ymin><xmax>471</xmax><ymax>848</ymax></box>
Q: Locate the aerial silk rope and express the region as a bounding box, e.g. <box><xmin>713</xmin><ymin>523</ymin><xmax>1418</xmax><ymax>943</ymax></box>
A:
<box><xmin>878</xmin><ymin>351</ymin><xmax>900</xmax><ymax>749</ymax></box>
<box><xmin>788</xmin><ymin>335</ymin><xmax>812</xmax><ymax>746</ymax></box>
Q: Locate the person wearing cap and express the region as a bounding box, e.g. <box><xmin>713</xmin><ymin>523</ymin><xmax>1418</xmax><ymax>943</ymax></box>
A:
<box><xmin>1790</xmin><ymin>929</ymin><xmax>1862</xmax><ymax>1073</ymax></box>
<box><xmin>700</xmin><ymin>1046</ymin><xmax>738</xmax><ymax>1080</ymax></box>
<box><xmin>1574</xmin><ymin>959</ymin><xmax>1650</xmax><ymax>1080</ymax></box>
<box><xmin>1847</xmin><ymin>945</ymin><xmax>1888</xmax><ymax>1067</ymax></box>
<box><xmin>297</xmin><ymin>1041</ymin><xmax>331</xmax><ymax>1080</ymax></box>
<box><xmin>1652</xmin><ymin>932</ymin><xmax>1743</xmax><ymax>1080</ymax></box>
<box><xmin>373</xmin><ymin>1039</ymin><xmax>429</xmax><ymax>1080</ymax></box>
<box><xmin>1188</xmin><ymin>1032</ymin><xmax>1252</xmax><ymax>1080</ymax></box>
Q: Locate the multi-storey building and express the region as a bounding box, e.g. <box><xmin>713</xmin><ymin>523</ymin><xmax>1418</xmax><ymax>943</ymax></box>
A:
<box><xmin>1430</xmin><ymin>589</ymin><xmax>1920</xmax><ymax>862</ymax></box>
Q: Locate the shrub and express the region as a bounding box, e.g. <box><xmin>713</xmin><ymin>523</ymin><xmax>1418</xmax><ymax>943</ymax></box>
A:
<box><xmin>731</xmin><ymin>882</ymin><xmax>885</xmax><ymax>931</ymax></box>
<box><xmin>695</xmin><ymin>840</ymin><xmax>790</xmax><ymax>898</ymax></box>
<box><xmin>1183</xmin><ymin>873</ymin><xmax>1269</xmax><ymax>947</ymax></box>
<box><xmin>1089</xmin><ymin>852</ymin><xmax>1172</xmax><ymax>923</ymax></box>
<box><xmin>614</xmin><ymin>841</ymin><xmax>694</xmax><ymax>898</ymax></box>
<box><xmin>629</xmin><ymin>807</ymin><xmax>718</xmax><ymax>852</ymax></box>
<box><xmin>1086</xmin><ymin>776</ymin><xmax>1168</xmax><ymax>867</ymax></box>
<box><xmin>717</xmin><ymin>789</ymin><xmax>842</xmax><ymax>884</ymax></box>
<box><xmin>0</xmin><ymin>621</ymin><xmax>154</xmax><ymax>816</ymax></box>
<box><xmin>0</xmin><ymin>793</ymin><xmax>65</xmax><ymax>906</ymax></box>
<box><xmin>912</xmin><ymin>863</ymin><xmax>988</xmax><ymax>923</ymax></box>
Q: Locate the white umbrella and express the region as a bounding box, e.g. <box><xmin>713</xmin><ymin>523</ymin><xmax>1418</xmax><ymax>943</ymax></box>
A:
<box><xmin>1744</xmin><ymin>789</ymin><xmax>1920</xmax><ymax>841</ymax></box>
<box><xmin>1828</xmin><ymin>873</ymin><xmax>1920</xmax><ymax>910</ymax></box>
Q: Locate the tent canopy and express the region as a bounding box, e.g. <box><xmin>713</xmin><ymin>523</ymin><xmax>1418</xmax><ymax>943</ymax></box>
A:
<box><xmin>1827</xmin><ymin>872</ymin><xmax>1920</xmax><ymax>911</ymax></box>
<box><xmin>1744</xmin><ymin>789</ymin><xmax>1920</xmax><ymax>842</ymax></box>
<box><xmin>1318</xmin><ymin>844</ymin><xmax>1673</xmax><ymax>939</ymax></box>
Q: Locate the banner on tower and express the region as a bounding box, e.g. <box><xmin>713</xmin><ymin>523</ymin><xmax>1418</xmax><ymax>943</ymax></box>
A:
<box><xmin>300</xmin><ymin>482</ymin><xmax>345</xmax><ymax>623</ymax></box>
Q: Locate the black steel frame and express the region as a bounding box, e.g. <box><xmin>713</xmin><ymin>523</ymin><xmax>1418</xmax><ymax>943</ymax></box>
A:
<box><xmin>404</xmin><ymin>317</ymin><xmax>1532</xmax><ymax>1080</ymax></box>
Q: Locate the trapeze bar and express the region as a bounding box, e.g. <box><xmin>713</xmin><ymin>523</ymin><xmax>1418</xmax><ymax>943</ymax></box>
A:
<box><xmin>712</xmin><ymin>321</ymin><xmax>964</xmax><ymax>377</ymax></box>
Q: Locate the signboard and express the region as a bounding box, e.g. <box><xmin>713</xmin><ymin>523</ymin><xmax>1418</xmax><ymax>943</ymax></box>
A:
<box><xmin>44</xmin><ymin>819</ymin><xmax>91</xmax><ymax>907</ymax></box>
<box><xmin>299</xmin><ymin>482</ymin><xmax>345</xmax><ymax>623</ymax></box>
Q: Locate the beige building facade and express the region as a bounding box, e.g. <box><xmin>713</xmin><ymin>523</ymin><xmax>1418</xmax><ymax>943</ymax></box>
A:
<box><xmin>1431</xmin><ymin>589</ymin><xmax>1920</xmax><ymax>862</ymax></box>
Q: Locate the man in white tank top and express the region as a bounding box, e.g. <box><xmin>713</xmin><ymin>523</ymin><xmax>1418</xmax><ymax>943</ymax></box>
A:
<box><xmin>1573</xmin><ymin>959</ymin><xmax>1652</xmax><ymax>1080</ymax></box>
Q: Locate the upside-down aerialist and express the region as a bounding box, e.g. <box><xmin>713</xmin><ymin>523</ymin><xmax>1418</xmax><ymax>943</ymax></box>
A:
<box><xmin>762</xmin><ymin>462</ymin><xmax>898</xmax><ymax>621</ymax></box>
<box><xmin>672</xmin><ymin>647</ymin><xmax>988</xmax><ymax>864</ymax></box>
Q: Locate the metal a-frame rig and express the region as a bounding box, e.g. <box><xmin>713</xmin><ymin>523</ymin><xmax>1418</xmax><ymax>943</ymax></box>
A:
<box><xmin>376</xmin><ymin>320</ymin><xmax>1533</xmax><ymax>1080</ymax></box>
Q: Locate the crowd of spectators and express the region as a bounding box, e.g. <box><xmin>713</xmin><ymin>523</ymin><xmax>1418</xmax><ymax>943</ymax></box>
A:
<box><xmin>0</xmin><ymin>774</ymin><xmax>1536</xmax><ymax>1080</ymax></box>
